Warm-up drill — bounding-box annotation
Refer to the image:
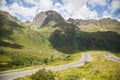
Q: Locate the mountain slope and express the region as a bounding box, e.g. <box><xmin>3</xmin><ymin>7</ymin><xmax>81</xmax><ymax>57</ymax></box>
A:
<box><xmin>0</xmin><ymin>10</ymin><xmax>21</xmax><ymax>25</ymax></box>
<box><xmin>0</xmin><ymin>11</ymin><xmax>63</xmax><ymax>71</ymax></box>
<box><xmin>32</xmin><ymin>10</ymin><xmax>64</xmax><ymax>28</ymax></box>
<box><xmin>67</xmin><ymin>18</ymin><xmax>120</xmax><ymax>33</ymax></box>
<box><xmin>50</xmin><ymin>28</ymin><xmax>120</xmax><ymax>53</ymax></box>
<box><xmin>0</xmin><ymin>10</ymin><xmax>23</xmax><ymax>40</ymax></box>
<box><xmin>0</xmin><ymin>10</ymin><xmax>120</xmax><ymax>71</ymax></box>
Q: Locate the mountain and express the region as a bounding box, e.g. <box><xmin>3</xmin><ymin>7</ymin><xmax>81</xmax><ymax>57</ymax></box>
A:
<box><xmin>0</xmin><ymin>10</ymin><xmax>21</xmax><ymax>25</ymax></box>
<box><xmin>32</xmin><ymin>10</ymin><xmax>65</xmax><ymax>28</ymax></box>
<box><xmin>67</xmin><ymin>18</ymin><xmax>120</xmax><ymax>33</ymax></box>
<box><xmin>0</xmin><ymin>11</ymin><xmax>63</xmax><ymax>71</ymax></box>
<box><xmin>0</xmin><ymin>10</ymin><xmax>120</xmax><ymax>71</ymax></box>
<box><xmin>0</xmin><ymin>10</ymin><xmax>23</xmax><ymax>39</ymax></box>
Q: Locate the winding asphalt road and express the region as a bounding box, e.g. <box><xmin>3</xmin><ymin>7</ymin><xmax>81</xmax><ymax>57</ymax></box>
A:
<box><xmin>104</xmin><ymin>54</ymin><xmax>120</xmax><ymax>62</ymax></box>
<box><xmin>0</xmin><ymin>53</ymin><xmax>120</xmax><ymax>80</ymax></box>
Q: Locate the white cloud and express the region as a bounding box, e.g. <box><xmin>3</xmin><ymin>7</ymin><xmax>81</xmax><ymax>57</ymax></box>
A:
<box><xmin>72</xmin><ymin>5</ymin><xmax>98</xmax><ymax>19</ymax></box>
<box><xmin>102</xmin><ymin>10</ymin><xmax>120</xmax><ymax>22</ymax></box>
<box><xmin>0</xmin><ymin>0</ymin><xmax>54</xmax><ymax>21</ymax></box>
<box><xmin>110</xmin><ymin>0</ymin><xmax>120</xmax><ymax>13</ymax></box>
<box><xmin>113</xmin><ymin>13</ymin><xmax>120</xmax><ymax>22</ymax></box>
<box><xmin>0</xmin><ymin>0</ymin><xmax>9</xmax><ymax>11</ymax></box>
<box><xmin>103</xmin><ymin>10</ymin><xmax>112</xmax><ymax>18</ymax></box>
<box><xmin>102</xmin><ymin>0</ymin><xmax>120</xmax><ymax>22</ymax></box>
<box><xmin>52</xmin><ymin>2</ymin><xmax>64</xmax><ymax>14</ymax></box>
<box><xmin>61</xmin><ymin>0</ymin><xmax>98</xmax><ymax>19</ymax></box>
<box><xmin>54</xmin><ymin>2</ymin><xmax>62</xmax><ymax>8</ymax></box>
<box><xmin>62</xmin><ymin>0</ymin><xmax>88</xmax><ymax>14</ymax></box>
<box><xmin>34</xmin><ymin>0</ymin><xmax>53</xmax><ymax>11</ymax></box>
<box><xmin>24</xmin><ymin>0</ymin><xmax>36</xmax><ymax>5</ymax></box>
<box><xmin>88</xmin><ymin>0</ymin><xmax>107</xmax><ymax>7</ymax></box>
<box><xmin>9</xmin><ymin>2</ymin><xmax>36</xmax><ymax>21</ymax></box>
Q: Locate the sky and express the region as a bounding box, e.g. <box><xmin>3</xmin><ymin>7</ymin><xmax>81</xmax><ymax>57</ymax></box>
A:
<box><xmin>0</xmin><ymin>0</ymin><xmax>120</xmax><ymax>22</ymax></box>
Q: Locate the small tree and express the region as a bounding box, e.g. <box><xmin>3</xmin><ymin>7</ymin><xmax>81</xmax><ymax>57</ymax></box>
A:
<box><xmin>43</xmin><ymin>58</ymin><xmax>48</xmax><ymax>64</ymax></box>
<box><xmin>65</xmin><ymin>55</ymin><xmax>71</xmax><ymax>60</ymax></box>
<box><xmin>31</xmin><ymin>68</ymin><xmax>55</xmax><ymax>80</ymax></box>
<box><xmin>51</xmin><ymin>55</ymin><xmax>54</xmax><ymax>61</ymax></box>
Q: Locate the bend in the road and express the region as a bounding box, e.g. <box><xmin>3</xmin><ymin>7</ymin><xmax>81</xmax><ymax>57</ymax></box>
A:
<box><xmin>0</xmin><ymin>53</ymin><xmax>120</xmax><ymax>80</ymax></box>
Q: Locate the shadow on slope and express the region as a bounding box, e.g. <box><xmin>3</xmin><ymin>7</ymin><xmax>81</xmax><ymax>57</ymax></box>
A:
<box><xmin>0</xmin><ymin>40</ymin><xmax>24</xmax><ymax>49</ymax></box>
<box><xmin>0</xmin><ymin>13</ymin><xmax>24</xmax><ymax>49</ymax></box>
<box><xmin>0</xmin><ymin>14</ymin><xmax>23</xmax><ymax>40</ymax></box>
<box><xmin>49</xmin><ymin>21</ymin><xmax>78</xmax><ymax>54</ymax></box>
<box><xmin>49</xmin><ymin>31</ymin><xmax>120</xmax><ymax>54</ymax></box>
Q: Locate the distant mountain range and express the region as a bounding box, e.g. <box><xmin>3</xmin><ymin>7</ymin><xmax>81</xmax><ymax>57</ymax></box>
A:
<box><xmin>67</xmin><ymin>18</ymin><xmax>120</xmax><ymax>33</ymax></box>
<box><xmin>1</xmin><ymin>10</ymin><xmax>119</xmax><ymax>33</ymax></box>
<box><xmin>30</xmin><ymin>10</ymin><xmax>120</xmax><ymax>33</ymax></box>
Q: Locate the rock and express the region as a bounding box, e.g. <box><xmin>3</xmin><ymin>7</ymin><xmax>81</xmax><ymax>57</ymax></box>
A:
<box><xmin>32</xmin><ymin>10</ymin><xmax>64</xmax><ymax>28</ymax></box>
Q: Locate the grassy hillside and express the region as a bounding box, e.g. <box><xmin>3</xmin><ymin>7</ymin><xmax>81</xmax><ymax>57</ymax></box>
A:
<box><xmin>0</xmin><ymin>11</ymin><xmax>70</xmax><ymax>71</ymax></box>
<box><xmin>53</xmin><ymin>53</ymin><xmax>120</xmax><ymax>80</ymax></box>
<box><xmin>0</xmin><ymin>11</ymin><xmax>59</xmax><ymax>71</ymax></box>
<box><xmin>50</xmin><ymin>22</ymin><xmax>120</xmax><ymax>53</ymax></box>
<box><xmin>0</xmin><ymin>22</ymin><xmax>79</xmax><ymax>71</ymax></box>
<box><xmin>0</xmin><ymin>26</ymin><xmax>63</xmax><ymax>71</ymax></box>
<box><xmin>15</xmin><ymin>51</ymin><xmax>120</xmax><ymax>80</ymax></box>
<box><xmin>0</xmin><ymin>13</ymin><xmax>78</xmax><ymax>71</ymax></box>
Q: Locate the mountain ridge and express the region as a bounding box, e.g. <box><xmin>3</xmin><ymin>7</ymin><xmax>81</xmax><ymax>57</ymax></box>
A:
<box><xmin>0</xmin><ymin>10</ymin><xmax>22</xmax><ymax>25</ymax></box>
<box><xmin>29</xmin><ymin>10</ymin><xmax>120</xmax><ymax>33</ymax></box>
<box><xmin>67</xmin><ymin>18</ymin><xmax>120</xmax><ymax>33</ymax></box>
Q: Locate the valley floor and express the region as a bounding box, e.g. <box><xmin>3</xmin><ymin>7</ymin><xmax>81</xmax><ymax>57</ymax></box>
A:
<box><xmin>0</xmin><ymin>51</ymin><xmax>120</xmax><ymax>80</ymax></box>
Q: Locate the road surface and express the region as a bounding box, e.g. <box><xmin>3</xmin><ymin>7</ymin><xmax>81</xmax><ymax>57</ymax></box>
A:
<box><xmin>0</xmin><ymin>53</ymin><xmax>119</xmax><ymax>80</ymax></box>
<box><xmin>104</xmin><ymin>54</ymin><xmax>120</xmax><ymax>62</ymax></box>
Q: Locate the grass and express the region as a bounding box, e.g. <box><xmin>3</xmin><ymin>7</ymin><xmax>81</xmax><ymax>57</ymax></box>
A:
<box><xmin>0</xmin><ymin>24</ymin><xmax>120</xmax><ymax>72</ymax></box>
<box><xmin>0</xmin><ymin>51</ymin><xmax>82</xmax><ymax>74</ymax></box>
<box><xmin>15</xmin><ymin>51</ymin><xmax>120</xmax><ymax>80</ymax></box>
<box><xmin>0</xmin><ymin>27</ymin><xmax>63</xmax><ymax>71</ymax></box>
<box><xmin>0</xmin><ymin>27</ymin><xmax>83</xmax><ymax>71</ymax></box>
<box><xmin>45</xmin><ymin>52</ymin><xmax>82</xmax><ymax>67</ymax></box>
<box><xmin>53</xmin><ymin>52</ymin><xmax>120</xmax><ymax>80</ymax></box>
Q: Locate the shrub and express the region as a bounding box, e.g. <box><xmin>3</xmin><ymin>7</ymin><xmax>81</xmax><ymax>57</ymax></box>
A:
<box><xmin>67</xmin><ymin>74</ymin><xmax>79</xmax><ymax>80</ymax></box>
<box><xmin>31</xmin><ymin>68</ymin><xmax>55</xmax><ymax>80</ymax></box>
<box><xmin>43</xmin><ymin>58</ymin><xmax>48</xmax><ymax>64</ymax></box>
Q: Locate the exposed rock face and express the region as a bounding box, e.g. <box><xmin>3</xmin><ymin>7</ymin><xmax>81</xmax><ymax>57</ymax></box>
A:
<box><xmin>32</xmin><ymin>10</ymin><xmax>64</xmax><ymax>28</ymax></box>
<box><xmin>32</xmin><ymin>12</ymin><xmax>47</xmax><ymax>27</ymax></box>
<box><xmin>67</xmin><ymin>18</ymin><xmax>120</xmax><ymax>33</ymax></box>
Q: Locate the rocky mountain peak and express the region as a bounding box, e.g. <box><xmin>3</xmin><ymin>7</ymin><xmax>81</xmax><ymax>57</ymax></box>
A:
<box><xmin>32</xmin><ymin>10</ymin><xmax>64</xmax><ymax>28</ymax></box>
